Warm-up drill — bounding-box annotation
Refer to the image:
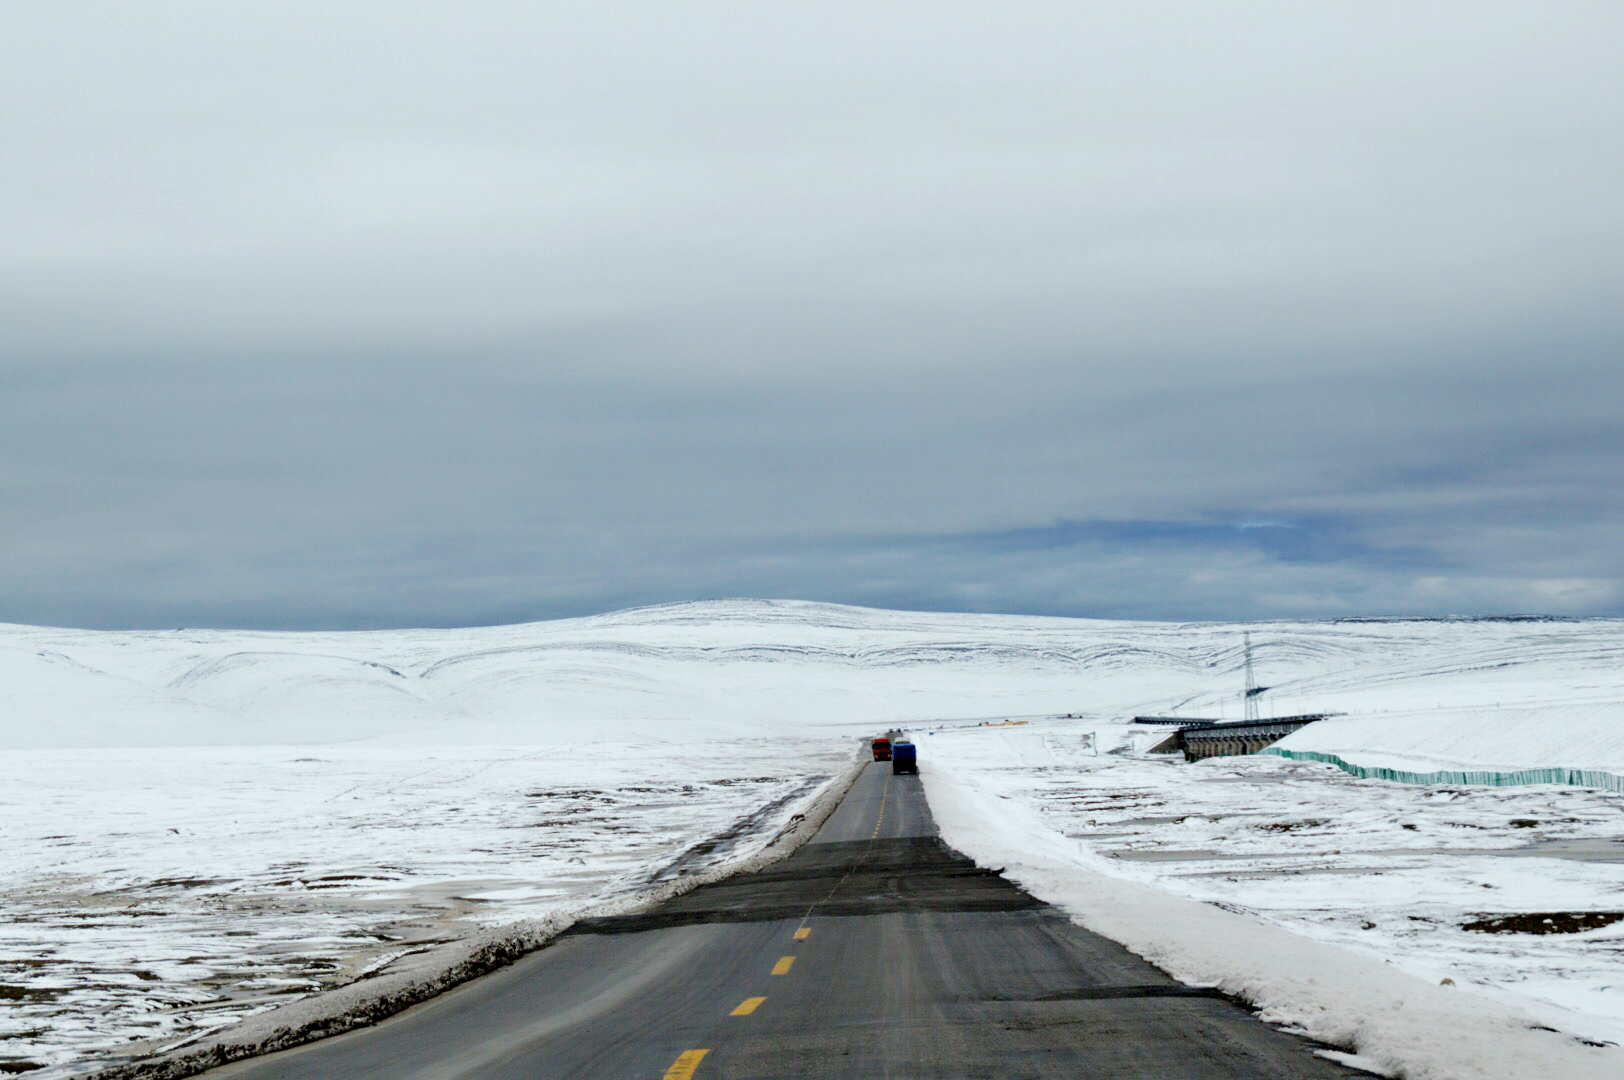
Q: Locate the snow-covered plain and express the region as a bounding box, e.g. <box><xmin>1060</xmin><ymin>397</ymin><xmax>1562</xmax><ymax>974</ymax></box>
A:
<box><xmin>2</xmin><ymin>741</ymin><xmax>852</xmax><ymax>1077</ymax></box>
<box><xmin>3</xmin><ymin>601</ymin><xmax>1623</xmax><ymax>1078</ymax></box>
<box><xmin>925</xmin><ymin>723</ymin><xmax>1624</xmax><ymax>1079</ymax></box>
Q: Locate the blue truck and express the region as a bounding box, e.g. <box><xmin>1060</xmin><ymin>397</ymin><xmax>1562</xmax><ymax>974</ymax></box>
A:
<box><xmin>890</xmin><ymin>740</ymin><xmax>917</xmax><ymax>775</ymax></box>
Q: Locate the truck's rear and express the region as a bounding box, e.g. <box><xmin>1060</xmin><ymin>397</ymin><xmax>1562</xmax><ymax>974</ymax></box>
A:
<box><xmin>890</xmin><ymin>741</ymin><xmax>917</xmax><ymax>774</ymax></box>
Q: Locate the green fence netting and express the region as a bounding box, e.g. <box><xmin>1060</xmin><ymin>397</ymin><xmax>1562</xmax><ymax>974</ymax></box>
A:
<box><xmin>1259</xmin><ymin>747</ymin><xmax>1624</xmax><ymax>793</ymax></box>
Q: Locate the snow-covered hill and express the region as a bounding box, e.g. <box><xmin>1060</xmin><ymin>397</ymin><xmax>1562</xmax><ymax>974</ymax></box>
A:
<box><xmin>4</xmin><ymin>601</ymin><xmax>1622</xmax><ymax>771</ymax></box>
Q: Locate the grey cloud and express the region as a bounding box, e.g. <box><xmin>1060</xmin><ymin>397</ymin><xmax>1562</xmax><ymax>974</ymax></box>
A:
<box><xmin>1</xmin><ymin>3</ymin><xmax>1621</xmax><ymax>628</ymax></box>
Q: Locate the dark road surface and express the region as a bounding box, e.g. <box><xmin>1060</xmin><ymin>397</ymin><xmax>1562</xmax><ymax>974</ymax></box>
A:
<box><xmin>209</xmin><ymin>763</ymin><xmax>1360</xmax><ymax>1079</ymax></box>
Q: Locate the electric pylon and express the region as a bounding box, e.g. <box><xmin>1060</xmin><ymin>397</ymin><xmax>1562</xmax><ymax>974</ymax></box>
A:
<box><xmin>1243</xmin><ymin>631</ymin><xmax>1260</xmax><ymax>722</ymax></box>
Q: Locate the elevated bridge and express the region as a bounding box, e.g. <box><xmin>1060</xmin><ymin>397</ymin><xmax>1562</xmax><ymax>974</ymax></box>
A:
<box><xmin>1144</xmin><ymin>715</ymin><xmax>1333</xmax><ymax>761</ymax></box>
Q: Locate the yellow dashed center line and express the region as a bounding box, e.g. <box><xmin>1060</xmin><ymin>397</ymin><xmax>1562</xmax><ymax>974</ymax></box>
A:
<box><xmin>798</xmin><ymin>769</ymin><xmax>892</xmax><ymax>932</ymax></box>
<box><xmin>663</xmin><ymin>1049</ymin><xmax>709</xmax><ymax>1079</ymax></box>
<box><xmin>871</xmin><ymin>773</ymin><xmax>891</xmax><ymax>839</ymax></box>
<box><xmin>695</xmin><ymin>774</ymin><xmax>897</xmax><ymax>1070</ymax></box>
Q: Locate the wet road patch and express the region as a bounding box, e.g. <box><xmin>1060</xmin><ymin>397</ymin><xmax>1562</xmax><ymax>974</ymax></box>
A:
<box><xmin>569</xmin><ymin>836</ymin><xmax>1043</xmax><ymax>934</ymax></box>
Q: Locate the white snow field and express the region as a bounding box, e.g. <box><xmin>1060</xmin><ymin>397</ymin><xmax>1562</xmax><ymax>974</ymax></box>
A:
<box><xmin>2</xmin><ymin>741</ymin><xmax>854</xmax><ymax>1078</ymax></box>
<box><xmin>926</xmin><ymin>726</ymin><xmax>1623</xmax><ymax>1080</ymax></box>
<box><xmin>3</xmin><ymin>600</ymin><xmax>1623</xmax><ymax>1077</ymax></box>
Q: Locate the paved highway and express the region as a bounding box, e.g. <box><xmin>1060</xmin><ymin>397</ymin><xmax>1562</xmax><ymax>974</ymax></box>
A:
<box><xmin>210</xmin><ymin>762</ymin><xmax>1359</xmax><ymax>1078</ymax></box>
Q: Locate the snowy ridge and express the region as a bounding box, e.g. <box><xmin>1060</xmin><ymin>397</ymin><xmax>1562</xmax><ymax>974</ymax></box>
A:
<box><xmin>4</xmin><ymin>600</ymin><xmax>1623</xmax><ymax>772</ymax></box>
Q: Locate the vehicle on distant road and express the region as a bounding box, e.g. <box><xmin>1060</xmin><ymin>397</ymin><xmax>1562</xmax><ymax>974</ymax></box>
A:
<box><xmin>891</xmin><ymin>741</ymin><xmax>917</xmax><ymax>774</ymax></box>
<box><xmin>872</xmin><ymin>736</ymin><xmax>892</xmax><ymax>761</ymax></box>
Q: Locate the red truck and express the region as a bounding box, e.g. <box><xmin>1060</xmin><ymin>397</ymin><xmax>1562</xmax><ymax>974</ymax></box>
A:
<box><xmin>871</xmin><ymin>736</ymin><xmax>892</xmax><ymax>761</ymax></box>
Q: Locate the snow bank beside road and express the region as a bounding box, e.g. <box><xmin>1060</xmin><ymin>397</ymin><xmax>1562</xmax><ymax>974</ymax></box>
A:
<box><xmin>924</xmin><ymin>752</ymin><xmax>1620</xmax><ymax>1080</ymax></box>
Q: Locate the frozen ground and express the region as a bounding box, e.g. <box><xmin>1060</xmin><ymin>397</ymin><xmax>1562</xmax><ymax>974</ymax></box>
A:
<box><xmin>0</xmin><ymin>740</ymin><xmax>850</xmax><ymax>1077</ymax></box>
<box><xmin>3</xmin><ymin>601</ymin><xmax>1622</xmax><ymax>1077</ymax></box>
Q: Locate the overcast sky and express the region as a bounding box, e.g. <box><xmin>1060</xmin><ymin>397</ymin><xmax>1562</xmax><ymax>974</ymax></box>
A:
<box><xmin>3</xmin><ymin>2</ymin><xmax>1621</xmax><ymax>629</ymax></box>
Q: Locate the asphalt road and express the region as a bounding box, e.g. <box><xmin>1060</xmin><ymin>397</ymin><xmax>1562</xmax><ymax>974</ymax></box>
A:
<box><xmin>209</xmin><ymin>761</ymin><xmax>1361</xmax><ymax>1079</ymax></box>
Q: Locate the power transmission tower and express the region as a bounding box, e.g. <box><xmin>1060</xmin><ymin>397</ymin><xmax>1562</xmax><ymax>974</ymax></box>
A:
<box><xmin>1242</xmin><ymin>631</ymin><xmax>1260</xmax><ymax>722</ymax></box>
